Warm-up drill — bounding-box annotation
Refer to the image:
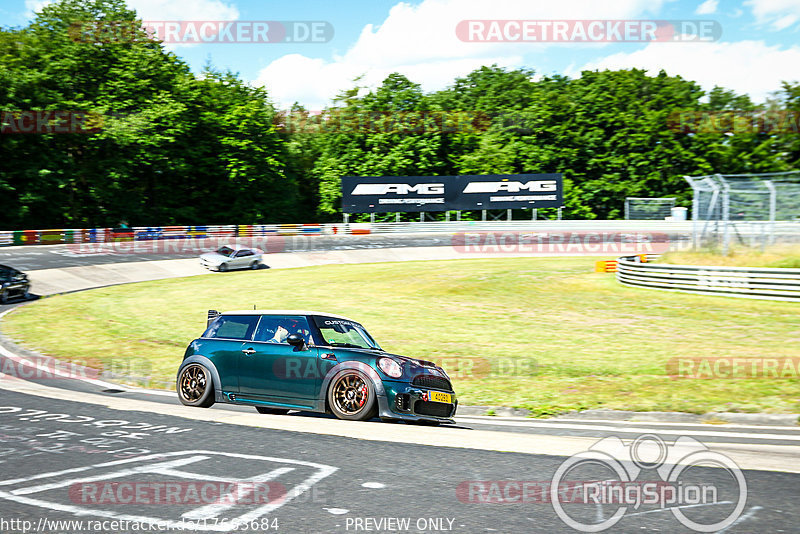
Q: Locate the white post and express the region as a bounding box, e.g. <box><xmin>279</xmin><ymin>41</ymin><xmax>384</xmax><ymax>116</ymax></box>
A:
<box><xmin>698</xmin><ymin>181</ymin><xmax>720</xmax><ymax>250</ymax></box>
<box><xmin>765</xmin><ymin>180</ymin><xmax>777</xmax><ymax>246</ymax></box>
<box><xmin>688</xmin><ymin>177</ymin><xmax>699</xmax><ymax>250</ymax></box>
<box><xmin>720</xmin><ymin>176</ymin><xmax>731</xmax><ymax>255</ymax></box>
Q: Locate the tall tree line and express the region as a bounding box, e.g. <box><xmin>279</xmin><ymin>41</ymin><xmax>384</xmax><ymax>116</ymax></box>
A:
<box><xmin>1</xmin><ymin>0</ymin><xmax>797</xmax><ymax>229</ymax></box>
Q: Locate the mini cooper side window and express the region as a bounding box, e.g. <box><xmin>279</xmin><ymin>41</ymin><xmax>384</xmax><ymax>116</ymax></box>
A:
<box><xmin>254</xmin><ymin>315</ymin><xmax>314</xmax><ymax>344</ymax></box>
<box><xmin>204</xmin><ymin>315</ymin><xmax>258</xmax><ymax>340</ymax></box>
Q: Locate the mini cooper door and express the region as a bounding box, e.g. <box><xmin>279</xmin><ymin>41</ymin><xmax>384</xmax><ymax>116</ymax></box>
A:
<box><xmin>237</xmin><ymin>315</ymin><xmax>320</xmax><ymax>406</ymax></box>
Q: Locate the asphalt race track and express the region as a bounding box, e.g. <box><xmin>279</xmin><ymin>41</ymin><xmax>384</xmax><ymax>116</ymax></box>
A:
<box><xmin>0</xmin><ymin>382</ymin><xmax>798</xmax><ymax>533</ymax></box>
<box><xmin>0</xmin><ymin>240</ymin><xmax>799</xmax><ymax>533</ymax></box>
<box><xmin>0</xmin><ymin>235</ymin><xmax>457</xmax><ymax>271</ymax></box>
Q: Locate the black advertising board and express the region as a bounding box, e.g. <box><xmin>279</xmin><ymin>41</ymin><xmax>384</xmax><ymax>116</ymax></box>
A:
<box><xmin>341</xmin><ymin>175</ymin><xmax>456</xmax><ymax>213</ymax></box>
<box><xmin>341</xmin><ymin>174</ymin><xmax>563</xmax><ymax>213</ymax></box>
<box><xmin>456</xmin><ymin>173</ymin><xmax>563</xmax><ymax>210</ymax></box>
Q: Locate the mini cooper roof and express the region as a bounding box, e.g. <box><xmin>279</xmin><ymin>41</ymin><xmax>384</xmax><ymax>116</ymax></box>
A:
<box><xmin>220</xmin><ymin>310</ymin><xmax>357</xmax><ymax>321</ymax></box>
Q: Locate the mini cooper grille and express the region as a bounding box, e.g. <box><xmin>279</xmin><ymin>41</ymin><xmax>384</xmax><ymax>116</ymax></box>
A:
<box><xmin>412</xmin><ymin>375</ymin><xmax>452</xmax><ymax>391</ymax></box>
<box><xmin>414</xmin><ymin>400</ymin><xmax>453</xmax><ymax>418</ymax></box>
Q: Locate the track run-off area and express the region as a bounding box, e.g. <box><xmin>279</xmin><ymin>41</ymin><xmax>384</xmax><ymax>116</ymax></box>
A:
<box><xmin>0</xmin><ymin>231</ymin><xmax>798</xmax><ymax>533</ymax></box>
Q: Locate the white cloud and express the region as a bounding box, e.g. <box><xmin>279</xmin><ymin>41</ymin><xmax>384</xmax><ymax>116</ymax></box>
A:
<box><xmin>579</xmin><ymin>40</ymin><xmax>800</xmax><ymax>103</ymax></box>
<box><xmin>125</xmin><ymin>0</ymin><xmax>239</xmax><ymax>50</ymax></box>
<box><xmin>127</xmin><ymin>0</ymin><xmax>239</xmax><ymax>22</ymax></box>
<box><xmin>24</xmin><ymin>0</ymin><xmax>53</xmax><ymax>16</ymax></box>
<box><xmin>745</xmin><ymin>0</ymin><xmax>800</xmax><ymax>30</ymax></box>
<box><xmin>257</xmin><ymin>53</ymin><xmax>523</xmax><ymax>110</ymax></box>
<box><xmin>695</xmin><ymin>0</ymin><xmax>719</xmax><ymax>15</ymax></box>
<box><xmin>26</xmin><ymin>0</ymin><xmax>239</xmax><ymax>22</ymax></box>
<box><xmin>254</xmin><ymin>0</ymin><xmax>672</xmax><ymax>109</ymax></box>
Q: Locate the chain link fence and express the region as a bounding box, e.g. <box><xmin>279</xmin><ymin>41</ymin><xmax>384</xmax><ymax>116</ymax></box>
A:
<box><xmin>684</xmin><ymin>171</ymin><xmax>800</xmax><ymax>254</ymax></box>
<box><xmin>624</xmin><ymin>197</ymin><xmax>676</xmax><ymax>220</ymax></box>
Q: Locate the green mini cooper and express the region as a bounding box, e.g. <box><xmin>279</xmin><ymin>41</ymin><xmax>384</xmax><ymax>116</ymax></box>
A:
<box><xmin>176</xmin><ymin>310</ymin><xmax>457</xmax><ymax>424</ymax></box>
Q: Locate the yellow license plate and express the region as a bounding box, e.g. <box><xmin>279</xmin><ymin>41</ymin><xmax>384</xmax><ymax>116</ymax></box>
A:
<box><xmin>428</xmin><ymin>391</ymin><xmax>452</xmax><ymax>404</ymax></box>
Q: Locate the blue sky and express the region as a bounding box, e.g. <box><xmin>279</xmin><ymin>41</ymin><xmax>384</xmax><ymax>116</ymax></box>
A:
<box><xmin>7</xmin><ymin>0</ymin><xmax>800</xmax><ymax>108</ymax></box>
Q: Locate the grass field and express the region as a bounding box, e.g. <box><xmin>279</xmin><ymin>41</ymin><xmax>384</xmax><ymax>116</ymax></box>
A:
<box><xmin>658</xmin><ymin>244</ymin><xmax>800</xmax><ymax>268</ymax></box>
<box><xmin>3</xmin><ymin>257</ymin><xmax>799</xmax><ymax>416</ymax></box>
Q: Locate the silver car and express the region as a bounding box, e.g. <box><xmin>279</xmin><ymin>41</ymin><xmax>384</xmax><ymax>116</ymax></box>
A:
<box><xmin>200</xmin><ymin>245</ymin><xmax>263</xmax><ymax>272</ymax></box>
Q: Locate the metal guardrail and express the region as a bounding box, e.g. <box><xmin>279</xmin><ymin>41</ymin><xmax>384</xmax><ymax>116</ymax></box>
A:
<box><xmin>1</xmin><ymin>220</ymin><xmax>798</xmax><ymax>248</ymax></box>
<box><xmin>0</xmin><ymin>224</ymin><xmax>330</xmax><ymax>247</ymax></box>
<box><xmin>617</xmin><ymin>255</ymin><xmax>800</xmax><ymax>301</ymax></box>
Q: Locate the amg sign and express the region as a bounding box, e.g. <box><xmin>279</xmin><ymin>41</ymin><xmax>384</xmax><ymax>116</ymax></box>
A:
<box><xmin>341</xmin><ymin>174</ymin><xmax>563</xmax><ymax>213</ymax></box>
<box><xmin>461</xmin><ymin>180</ymin><xmax>558</xmax><ymax>193</ymax></box>
<box><xmin>351</xmin><ymin>183</ymin><xmax>445</xmax><ymax>195</ymax></box>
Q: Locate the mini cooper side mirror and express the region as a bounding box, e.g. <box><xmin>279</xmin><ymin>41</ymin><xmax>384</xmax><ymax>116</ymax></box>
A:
<box><xmin>286</xmin><ymin>333</ymin><xmax>307</xmax><ymax>349</ymax></box>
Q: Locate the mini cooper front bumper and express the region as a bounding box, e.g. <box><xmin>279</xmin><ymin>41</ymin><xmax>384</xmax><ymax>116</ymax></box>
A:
<box><xmin>378</xmin><ymin>383</ymin><xmax>458</xmax><ymax>424</ymax></box>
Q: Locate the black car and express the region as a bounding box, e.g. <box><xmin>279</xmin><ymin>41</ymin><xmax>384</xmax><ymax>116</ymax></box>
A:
<box><xmin>0</xmin><ymin>265</ymin><xmax>31</xmax><ymax>303</ymax></box>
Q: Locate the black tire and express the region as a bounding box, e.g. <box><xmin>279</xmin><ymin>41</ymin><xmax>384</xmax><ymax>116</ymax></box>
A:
<box><xmin>0</xmin><ymin>290</ymin><xmax>7</xmax><ymax>304</ymax></box>
<box><xmin>255</xmin><ymin>407</ymin><xmax>290</xmax><ymax>415</ymax></box>
<box><xmin>327</xmin><ymin>370</ymin><xmax>378</xmax><ymax>421</ymax></box>
<box><xmin>218</xmin><ymin>263</ymin><xmax>228</xmax><ymax>272</ymax></box>
<box><xmin>250</xmin><ymin>261</ymin><xmax>260</xmax><ymax>270</ymax></box>
<box><xmin>177</xmin><ymin>364</ymin><xmax>215</xmax><ymax>407</ymax></box>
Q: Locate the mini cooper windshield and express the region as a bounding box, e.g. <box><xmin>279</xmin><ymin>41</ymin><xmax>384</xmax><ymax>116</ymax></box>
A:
<box><xmin>314</xmin><ymin>316</ymin><xmax>382</xmax><ymax>350</ymax></box>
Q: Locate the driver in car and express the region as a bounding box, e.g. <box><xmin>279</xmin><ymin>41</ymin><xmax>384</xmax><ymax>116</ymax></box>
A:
<box><xmin>269</xmin><ymin>325</ymin><xmax>289</xmax><ymax>343</ymax></box>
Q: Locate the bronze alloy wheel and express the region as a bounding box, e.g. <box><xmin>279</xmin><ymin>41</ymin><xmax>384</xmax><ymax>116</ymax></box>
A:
<box><xmin>328</xmin><ymin>371</ymin><xmax>377</xmax><ymax>421</ymax></box>
<box><xmin>177</xmin><ymin>364</ymin><xmax>215</xmax><ymax>407</ymax></box>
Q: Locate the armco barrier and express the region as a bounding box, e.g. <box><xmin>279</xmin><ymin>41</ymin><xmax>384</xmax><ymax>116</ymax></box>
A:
<box><xmin>3</xmin><ymin>220</ymin><xmax>798</xmax><ymax>248</ymax></box>
<box><xmin>617</xmin><ymin>255</ymin><xmax>800</xmax><ymax>301</ymax></box>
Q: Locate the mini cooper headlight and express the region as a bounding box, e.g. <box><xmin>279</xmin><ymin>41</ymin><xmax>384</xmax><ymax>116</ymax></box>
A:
<box><xmin>378</xmin><ymin>357</ymin><xmax>403</xmax><ymax>378</ymax></box>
